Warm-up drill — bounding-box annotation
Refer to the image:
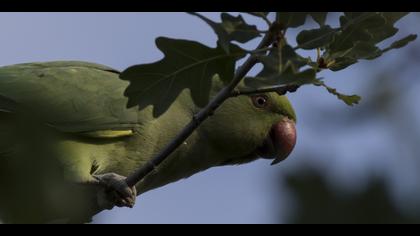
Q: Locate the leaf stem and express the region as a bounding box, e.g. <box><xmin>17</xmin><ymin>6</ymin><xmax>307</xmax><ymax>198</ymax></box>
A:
<box><xmin>231</xmin><ymin>84</ymin><xmax>300</xmax><ymax>97</ymax></box>
<box><xmin>245</xmin><ymin>46</ymin><xmax>274</xmax><ymax>54</ymax></box>
<box><xmin>257</xmin><ymin>29</ymin><xmax>270</xmax><ymax>34</ymax></box>
<box><xmin>125</xmin><ymin>29</ymin><xmax>277</xmax><ymax>188</ymax></box>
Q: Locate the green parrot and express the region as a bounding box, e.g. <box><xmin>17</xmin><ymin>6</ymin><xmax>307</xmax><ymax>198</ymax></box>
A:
<box><xmin>0</xmin><ymin>61</ymin><xmax>297</xmax><ymax>223</ymax></box>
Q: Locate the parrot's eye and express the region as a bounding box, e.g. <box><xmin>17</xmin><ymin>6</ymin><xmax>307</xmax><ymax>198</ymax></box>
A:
<box><xmin>251</xmin><ymin>95</ymin><xmax>268</xmax><ymax>108</ymax></box>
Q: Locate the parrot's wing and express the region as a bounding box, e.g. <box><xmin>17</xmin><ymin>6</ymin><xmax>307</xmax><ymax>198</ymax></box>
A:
<box><xmin>0</xmin><ymin>61</ymin><xmax>140</xmax><ymax>135</ymax></box>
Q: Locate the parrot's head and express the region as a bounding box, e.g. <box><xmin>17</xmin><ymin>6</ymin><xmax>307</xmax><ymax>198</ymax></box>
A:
<box><xmin>201</xmin><ymin>88</ymin><xmax>297</xmax><ymax>166</ymax></box>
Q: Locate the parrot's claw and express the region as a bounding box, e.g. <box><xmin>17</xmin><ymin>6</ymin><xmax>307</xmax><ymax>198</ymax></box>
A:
<box><xmin>93</xmin><ymin>173</ymin><xmax>137</xmax><ymax>210</ymax></box>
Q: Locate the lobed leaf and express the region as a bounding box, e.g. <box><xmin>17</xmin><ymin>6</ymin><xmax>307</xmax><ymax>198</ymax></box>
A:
<box><xmin>244</xmin><ymin>62</ymin><xmax>318</xmax><ymax>89</ymax></box>
<box><xmin>387</xmin><ymin>34</ymin><xmax>418</xmax><ymax>50</ymax></box>
<box><xmin>188</xmin><ymin>12</ymin><xmax>261</xmax><ymax>53</ymax></box>
<box><xmin>309</xmin><ymin>12</ymin><xmax>328</xmax><ymax>26</ymax></box>
<box><xmin>121</xmin><ymin>37</ymin><xmax>246</xmax><ymax>117</ymax></box>
<box><xmin>296</xmin><ymin>25</ymin><xmax>337</xmax><ymax>50</ymax></box>
<box><xmin>243</xmin><ymin>12</ymin><xmax>270</xmax><ymax>18</ymax></box>
<box><xmin>276</xmin><ymin>12</ymin><xmax>308</xmax><ymax>29</ymax></box>
<box><xmin>315</xmin><ymin>81</ymin><xmax>361</xmax><ymax>106</ymax></box>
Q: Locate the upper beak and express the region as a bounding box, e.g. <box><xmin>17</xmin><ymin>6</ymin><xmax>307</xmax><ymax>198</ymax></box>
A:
<box><xmin>257</xmin><ymin>117</ymin><xmax>297</xmax><ymax>165</ymax></box>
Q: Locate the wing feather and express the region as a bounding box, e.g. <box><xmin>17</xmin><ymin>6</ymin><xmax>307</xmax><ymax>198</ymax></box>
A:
<box><xmin>0</xmin><ymin>61</ymin><xmax>140</xmax><ymax>134</ymax></box>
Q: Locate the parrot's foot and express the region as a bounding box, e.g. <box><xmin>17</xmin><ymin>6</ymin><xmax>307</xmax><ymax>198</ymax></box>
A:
<box><xmin>93</xmin><ymin>173</ymin><xmax>137</xmax><ymax>210</ymax></box>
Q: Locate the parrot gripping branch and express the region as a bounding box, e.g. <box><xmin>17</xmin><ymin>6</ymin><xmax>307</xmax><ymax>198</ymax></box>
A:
<box><xmin>125</xmin><ymin>30</ymin><xmax>278</xmax><ymax>188</ymax></box>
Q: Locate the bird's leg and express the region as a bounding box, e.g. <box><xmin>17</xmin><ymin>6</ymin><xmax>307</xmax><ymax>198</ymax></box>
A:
<box><xmin>60</xmin><ymin>153</ymin><xmax>137</xmax><ymax>211</ymax></box>
<box><xmin>91</xmin><ymin>173</ymin><xmax>137</xmax><ymax>210</ymax></box>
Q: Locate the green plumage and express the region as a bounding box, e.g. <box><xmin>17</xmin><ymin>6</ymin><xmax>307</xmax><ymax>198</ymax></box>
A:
<box><xmin>0</xmin><ymin>61</ymin><xmax>139</xmax><ymax>133</ymax></box>
<box><xmin>0</xmin><ymin>61</ymin><xmax>296</xmax><ymax>223</ymax></box>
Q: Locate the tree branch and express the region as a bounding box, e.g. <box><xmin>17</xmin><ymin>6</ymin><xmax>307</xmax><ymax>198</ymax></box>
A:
<box><xmin>125</xmin><ymin>29</ymin><xmax>276</xmax><ymax>188</ymax></box>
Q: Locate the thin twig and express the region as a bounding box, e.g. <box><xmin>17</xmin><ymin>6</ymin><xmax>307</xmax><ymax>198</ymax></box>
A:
<box><xmin>125</xmin><ymin>29</ymin><xmax>277</xmax><ymax>188</ymax></box>
<box><xmin>260</xmin><ymin>15</ymin><xmax>272</xmax><ymax>27</ymax></box>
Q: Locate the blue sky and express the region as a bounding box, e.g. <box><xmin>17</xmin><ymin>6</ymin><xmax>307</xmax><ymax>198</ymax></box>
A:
<box><xmin>0</xmin><ymin>12</ymin><xmax>419</xmax><ymax>223</ymax></box>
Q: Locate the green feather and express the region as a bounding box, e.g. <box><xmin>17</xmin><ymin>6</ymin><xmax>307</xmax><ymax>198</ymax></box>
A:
<box><xmin>0</xmin><ymin>61</ymin><xmax>139</xmax><ymax>133</ymax></box>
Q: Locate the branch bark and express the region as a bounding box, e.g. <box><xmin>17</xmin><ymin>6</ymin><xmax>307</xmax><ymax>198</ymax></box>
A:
<box><xmin>125</xmin><ymin>29</ymin><xmax>277</xmax><ymax>187</ymax></box>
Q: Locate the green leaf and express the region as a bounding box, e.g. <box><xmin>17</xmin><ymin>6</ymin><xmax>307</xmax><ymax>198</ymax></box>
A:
<box><xmin>315</xmin><ymin>81</ymin><xmax>361</xmax><ymax>106</ymax></box>
<box><xmin>276</xmin><ymin>12</ymin><xmax>308</xmax><ymax>28</ymax></box>
<box><xmin>243</xmin><ymin>12</ymin><xmax>269</xmax><ymax>18</ymax></box>
<box><xmin>328</xmin><ymin>57</ymin><xmax>358</xmax><ymax>71</ymax></box>
<box><xmin>220</xmin><ymin>13</ymin><xmax>261</xmax><ymax>42</ymax></box>
<box><xmin>255</xmin><ymin>50</ymin><xmax>282</xmax><ymax>77</ymax></box>
<box><xmin>281</xmin><ymin>45</ymin><xmax>310</xmax><ymax>68</ymax></box>
<box><xmin>255</xmin><ymin>45</ymin><xmax>309</xmax><ymax>79</ymax></box>
<box><xmin>328</xmin><ymin>14</ymin><xmax>375</xmax><ymax>52</ymax></box>
<box><xmin>121</xmin><ymin>37</ymin><xmax>246</xmax><ymax>117</ymax></box>
<box><xmin>344</xmin><ymin>41</ymin><xmax>382</xmax><ymax>59</ymax></box>
<box><xmin>324</xmin><ymin>42</ymin><xmax>381</xmax><ymax>66</ymax></box>
<box><xmin>367</xmin><ymin>12</ymin><xmax>410</xmax><ymax>45</ymax></box>
<box><xmin>244</xmin><ymin>62</ymin><xmax>317</xmax><ymax>89</ymax></box>
<box><xmin>279</xmin><ymin>64</ymin><xmax>318</xmax><ymax>85</ymax></box>
<box><xmin>188</xmin><ymin>12</ymin><xmax>260</xmax><ymax>53</ymax></box>
<box><xmin>368</xmin><ymin>24</ymin><xmax>399</xmax><ymax>45</ymax></box>
<box><xmin>382</xmin><ymin>12</ymin><xmax>409</xmax><ymax>24</ymax></box>
<box><xmin>343</xmin><ymin>12</ymin><xmax>363</xmax><ymax>19</ymax></box>
<box><xmin>309</xmin><ymin>12</ymin><xmax>328</xmax><ymax>26</ymax></box>
<box><xmin>328</xmin><ymin>13</ymin><xmax>388</xmax><ymax>54</ymax></box>
<box><xmin>387</xmin><ymin>34</ymin><xmax>418</xmax><ymax>50</ymax></box>
<box><xmin>324</xmin><ymin>12</ymin><xmax>412</xmax><ymax>72</ymax></box>
<box><xmin>367</xmin><ymin>13</ymin><xmax>408</xmax><ymax>44</ymax></box>
<box><xmin>296</xmin><ymin>25</ymin><xmax>337</xmax><ymax>49</ymax></box>
<box><xmin>344</xmin><ymin>12</ymin><xmax>386</xmax><ymax>29</ymax></box>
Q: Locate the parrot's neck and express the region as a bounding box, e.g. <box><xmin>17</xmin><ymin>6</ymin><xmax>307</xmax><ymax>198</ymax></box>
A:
<box><xmin>95</xmin><ymin>102</ymin><xmax>226</xmax><ymax>195</ymax></box>
<box><xmin>133</xmin><ymin>129</ymin><xmax>225</xmax><ymax>194</ymax></box>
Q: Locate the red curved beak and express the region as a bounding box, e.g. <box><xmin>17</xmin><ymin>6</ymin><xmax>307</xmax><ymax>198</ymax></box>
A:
<box><xmin>257</xmin><ymin>117</ymin><xmax>297</xmax><ymax>165</ymax></box>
